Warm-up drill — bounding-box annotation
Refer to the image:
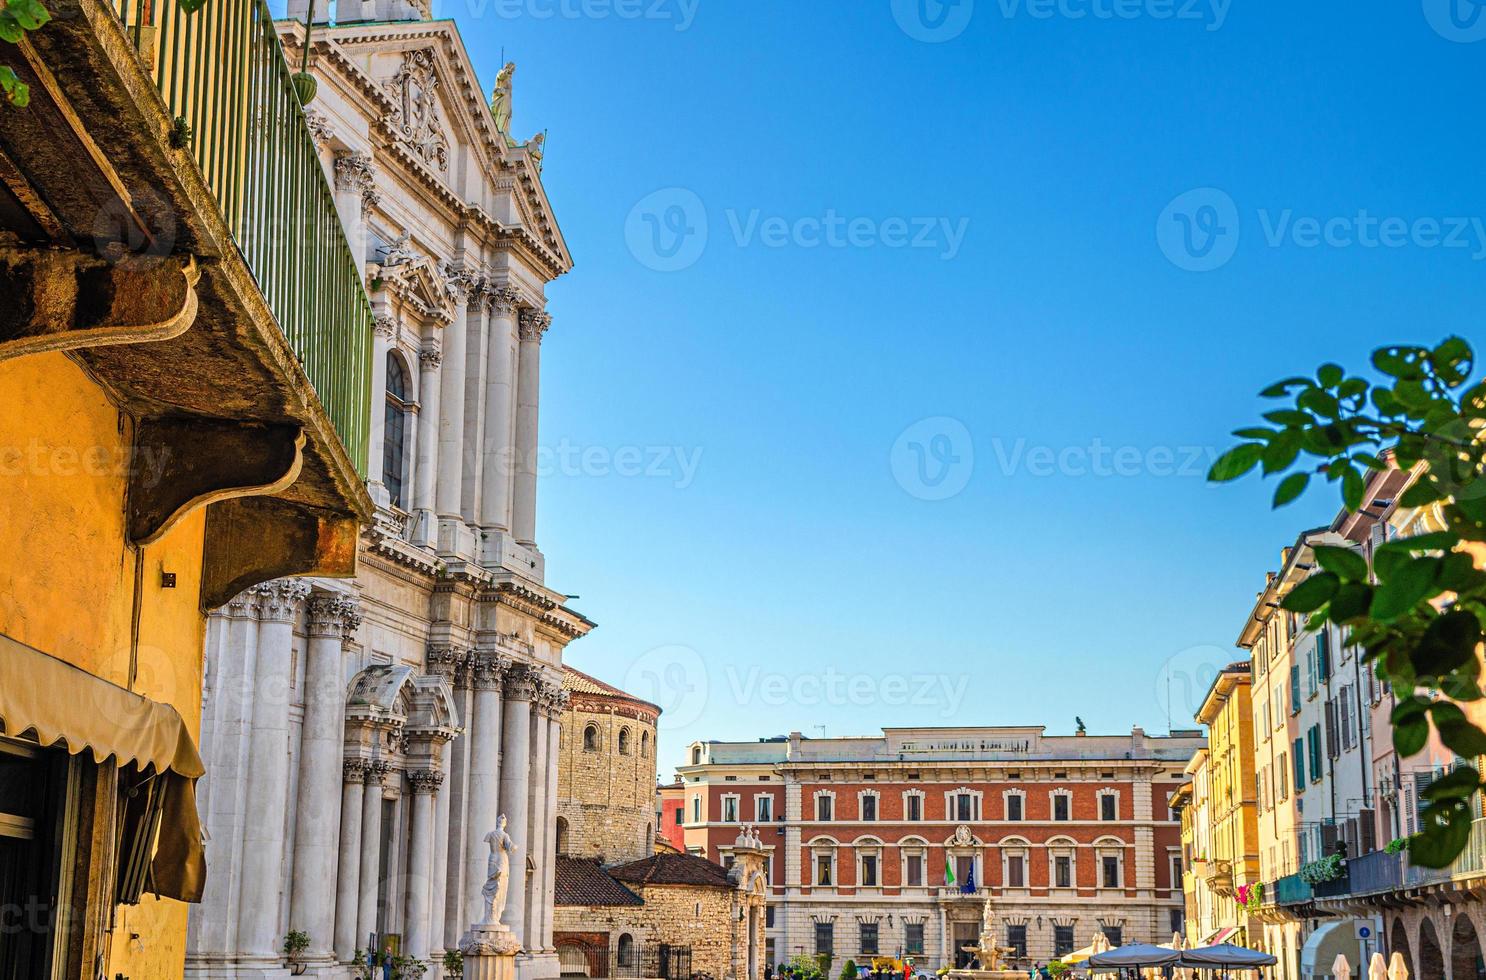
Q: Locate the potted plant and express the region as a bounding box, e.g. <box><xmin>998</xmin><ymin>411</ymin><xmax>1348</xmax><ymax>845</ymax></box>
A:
<box><xmin>838</xmin><ymin>960</ymin><xmax>857</xmax><ymax>980</ymax></box>
<box><xmin>282</xmin><ymin>930</ymin><xmax>309</xmax><ymax>976</ymax></box>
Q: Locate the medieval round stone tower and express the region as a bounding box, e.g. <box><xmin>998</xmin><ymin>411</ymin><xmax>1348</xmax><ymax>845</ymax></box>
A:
<box><xmin>556</xmin><ymin>667</ymin><xmax>661</xmax><ymax>865</ymax></box>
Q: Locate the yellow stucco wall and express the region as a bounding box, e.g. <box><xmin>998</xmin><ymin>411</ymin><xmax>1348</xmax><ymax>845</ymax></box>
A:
<box><xmin>0</xmin><ymin>351</ymin><xmax>208</xmax><ymax>979</ymax></box>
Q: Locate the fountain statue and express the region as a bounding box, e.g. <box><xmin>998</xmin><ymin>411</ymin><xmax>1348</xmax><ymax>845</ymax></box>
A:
<box><xmin>944</xmin><ymin>893</ymin><xmax>1027</xmax><ymax>980</ymax></box>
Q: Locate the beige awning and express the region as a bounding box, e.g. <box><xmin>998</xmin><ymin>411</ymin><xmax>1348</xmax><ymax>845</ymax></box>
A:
<box><xmin>0</xmin><ymin>632</ymin><xmax>206</xmax><ymax>902</ymax></box>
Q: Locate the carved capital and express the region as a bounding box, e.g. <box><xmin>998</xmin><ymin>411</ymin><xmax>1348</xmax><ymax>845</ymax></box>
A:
<box><xmin>428</xmin><ymin>645</ymin><xmax>469</xmax><ymax>679</ymax></box>
<box><xmin>364</xmin><ymin>761</ymin><xmax>392</xmax><ymax>786</ymax></box>
<box><xmin>408</xmin><ymin>769</ymin><xmax>445</xmax><ymax>794</ymax></box>
<box><xmin>344</xmin><ymin>759</ymin><xmax>368</xmax><ymax>783</ymax></box>
<box><xmin>420</xmin><ymin>342</ymin><xmax>442</xmax><ymax>368</ymax></box>
<box><xmin>249</xmin><ymin>578</ymin><xmax>311</xmax><ymax>623</ymax></box>
<box><xmin>503</xmin><ymin>663</ymin><xmax>536</xmax><ymax>701</ymax></box>
<box><xmin>470</xmin><ymin>654</ymin><xmax>509</xmax><ymax>692</ymax></box>
<box><xmin>485</xmin><ymin>283</ymin><xmax>521</xmax><ymax>315</ymax></box>
<box><xmin>373</xmin><ymin>313</ymin><xmax>397</xmax><ymax>340</ymax></box>
<box><xmin>518</xmin><ymin>308</ymin><xmax>551</xmax><ymax>342</ymax></box>
<box><xmin>307</xmin><ymin>591</ymin><xmax>362</xmax><ymax>639</ymax></box>
<box><xmin>334</xmin><ymin>150</ymin><xmax>376</xmax><ymax>195</ymax></box>
<box><xmin>303</xmin><ymin>108</ymin><xmax>335</xmax><ymax>149</ymax></box>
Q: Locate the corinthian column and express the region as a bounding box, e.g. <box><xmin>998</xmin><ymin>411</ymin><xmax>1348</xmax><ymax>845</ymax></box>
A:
<box><xmin>464</xmin><ymin>656</ymin><xmax>507</xmax><ymax>933</ymax></box>
<box><xmin>237</xmin><ymin>579</ymin><xmax>310</xmax><ymax>964</ymax></box>
<box><xmin>334</xmin><ymin>760</ymin><xmax>367</xmax><ymax>961</ymax></box>
<box><xmin>511</xmin><ymin>309</ymin><xmax>549</xmax><ymax>548</ymax></box>
<box><xmin>498</xmin><ymin>665</ymin><xmax>534</xmax><ymax>937</ymax></box>
<box><xmin>479</xmin><ymin>287</ymin><xmax>520</xmax><ymax>541</ymax></box>
<box><xmin>437</xmin><ymin>270</ymin><xmax>476</xmax><ymax>523</ymax></box>
<box><xmin>541</xmin><ymin>693</ymin><xmax>564</xmax><ymax>950</ymax></box>
<box><xmin>413</xmin><ymin>341</ymin><xmax>443</xmax><ymax>546</ymax></box>
<box><xmin>405</xmin><ymin>770</ymin><xmax>443</xmax><ymax>960</ymax></box>
<box><xmin>290</xmin><ymin>591</ymin><xmax>361</xmax><ymax>962</ymax></box>
<box><xmin>357</xmin><ymin>763</ymin><xmax>390</xmax><ymax>946</ymax></box>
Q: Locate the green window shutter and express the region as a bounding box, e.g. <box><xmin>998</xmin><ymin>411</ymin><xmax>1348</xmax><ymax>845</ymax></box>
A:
<box><xmin>1318</xmin><ymin>630</ymin><xmax>1331</xmax><ymax>681</ymax></box>
<box><xmin>1290</xmin><ymin>666</ymin><xmax>1301</xmax><ymax>713</ymax></box>
<box><xmin>1293</xmin><ymin>738</ymin><xmax>1305</xmax><ymax>790</ymax></box>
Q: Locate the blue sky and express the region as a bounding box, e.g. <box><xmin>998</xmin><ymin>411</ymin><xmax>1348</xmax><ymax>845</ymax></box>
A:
<box><xmin>418</xmin><ymin>0</ymin><xmax>1486</xmax><ymax>776</ymax></box>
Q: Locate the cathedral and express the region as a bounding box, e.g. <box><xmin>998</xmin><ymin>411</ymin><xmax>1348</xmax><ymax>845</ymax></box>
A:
<box><xmin>186</xmin><ymin>2</ymin><xmax>588</xmax><ymax>976</ymax></box>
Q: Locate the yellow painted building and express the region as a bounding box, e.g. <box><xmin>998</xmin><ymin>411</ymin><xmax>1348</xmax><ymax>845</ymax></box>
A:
<box><xmin>1193</xmin><ymin>661</ymin><xmax>1260</xmax><ymax>947</ymax></box>
<box><xmin>0</xmin><ymin>1</ymin><xmax>372</xmax><ymax>976</ymax></box>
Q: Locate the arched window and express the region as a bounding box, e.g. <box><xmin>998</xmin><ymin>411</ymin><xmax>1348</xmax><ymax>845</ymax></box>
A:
<box><xmin>692</xmin><ymin>746</ymin><xmax>702</xmax><ymax>765</ymax></box>
<box><xmin>383</xmin><ymin>352</ymin><xmax>411</xmax><ymax>508</ymax></box>
<box><xmin>618</xmin><ymin>727</ymin><xmax>631</xmax><ymax>755</ymax></box>
<box><xmin>582</xmin><ymin>724</ymin><xmax>598</xmax><ymax>752</ymax></box>
<box><xmin>641</xmin><ymin>731</ymin><xmax>651</xmax><ymax>757</ymax></box>
<box><xmin>616</xmin><ymin>933</ymin><xmax>635</xmax><ymax>969</ymax></box>
<box><xmin>555</xmin><ymin>816</ymin><xmax>569</xmax><ymax>856</ymax></box>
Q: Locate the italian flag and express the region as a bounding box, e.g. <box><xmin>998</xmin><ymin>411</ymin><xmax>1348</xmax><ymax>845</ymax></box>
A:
<box><xmin>944</xmin><ymin>861</ymin><xmax>956</xmax><ymax>887</ymax></box>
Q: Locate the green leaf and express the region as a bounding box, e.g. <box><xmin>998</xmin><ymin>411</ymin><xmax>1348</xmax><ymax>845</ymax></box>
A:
<box><xmin>6</xmin><ymin>0</ymin><xmax>49</xmax><ymax>30</ymax></box>
<box><xmin>1233</xmin><ymin>427</ymin><xmax>1277</xmax><ymax>441</ymax></box>
<box><xmin>1342</xmin><ymin>465</ymin><xmax>1365</xmax><ymax>513</ymax></box>
<box><xmin>1431</xmin><ymin>706</ymin><xmax>1486</xmax><ymax>757</ymax></box>
<box><xmin>1421</xmin><ymin>762</ymin><xmax>1481</xmax><ymax>802</ymax></box>
<box><xmin>1431</xmin><ymin>337</ymin><xmax>1474</xmax><ymax>387</ymax></box>
<box><xmin>1263</xmin><ymin>409</ymin><xmax>1312</xmax><ymax>427</ymax></box>
<box><xmin>0</xmin><ymin>65</ymin><xmax>26</xmax><ymax>107</ymax></box>
<box><xmin>1261</xmin><ymin>378</ymin><xmax>1312</xmax><ymax>398</ymax></box>
<box><xmin>1262</xmin><ymin>434</ymin><xmax>1302</xmax><ymax>475</ymax></box>
<box><xmin>1282</xmin><ymin>572</ymin><xmax>1340</xmax><ymax>614</ymax></box>
<box><xmin>1299</xmin><ymin>388</ymin><xmax>1342</xmax><ymax>419</ymax></box>
<box><xmin>1373</xmin><ymin>557</ymin><xmax>1441</xmax><ymax>621</ymax></box>
<box><xmin>1393</xmin><ymin>711</ymin><xmax>1430</xmax><ymax>756</ymax></box>
<box><xmin>1409</xmin><ymin>798</ymin><xmax>1475</xmax><ymax>868</ymax></box>
<box><xmin>1401</xmin><ymin>479</ymin><xmax>1447</xmax><ymax>508</ymax></box>
<box><xmin>1209</xmin><ymin>444</ymin><xmax>1264</xmax><ymax>483</ymax></box>
<box><xmin>1377</xmin><ymin>532</ymin><xmax>1456</xmax><ymax>555</ymax></box>
<box><xmin>1273</xmin><ymin>472</ymin><xmax>1309</xmax><ymax>508</ymax></box>
<box><xmin>1415</xmin><ymin>610</ymin><xmax>1483</xmax><ymax>676</ymax></box>
<box><xmin>0</xmin><ymin>12</ymin><xmax>23</xmax><ymax>43</ymax></box>
<box><xmin>1373</xmin><ymin>346</ymin><xmax>1428</xmax><ymax>381</ymax></box>
<box><xmin>1318</xmin><ymin>364</ymin><xmax>1344</xmax><ymax>388</ymax></box>
<box><xmin>1314</xmin><ymin>545</ymin><xmax>1368</xmax><ymax>582</ymax></box>
<box><xmin>1328</xmin><ymin>582</ymin><xmax>1373</xmax><ymax>623</ymax></box>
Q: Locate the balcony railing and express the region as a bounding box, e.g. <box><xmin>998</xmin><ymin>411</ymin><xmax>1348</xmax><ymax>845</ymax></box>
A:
<box><xmin>107</xmin><ymin>0</ymin><xmax>371</xmax><ymax>474</ymax></box>
<box><xmin>1269</xmin><ymin>873</ymin><xmax>1313</xmax><ymax>905</ymax></box>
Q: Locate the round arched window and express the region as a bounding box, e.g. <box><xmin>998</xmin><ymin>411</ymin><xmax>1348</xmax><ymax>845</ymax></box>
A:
<box><xmin>383</xmin><ymin>351</ymin><xmax>412</xmax><ymax>509</ymax></box>
<box><xmin>618</xmin><ymin>727</ymin><xmax>631</xmax><ymax>755</ymax></box>
<box><xmin>641</xmin><ymin>731</ymin><xmax>651</xmax><ymax>757</ymax></box>
<box><xmin>582</xmin><ymin>724</ymin><xmax>598</xmax><ymax>752</ymax></box>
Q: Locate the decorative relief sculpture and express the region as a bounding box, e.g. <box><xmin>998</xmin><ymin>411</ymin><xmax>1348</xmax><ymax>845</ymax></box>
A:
<box><xmin>383</xmin><ymin>49</ymin><xmax>449</xmax><ymax>173</ymax></box>
<box><xmin>525</xmin><ymin>131</ymin><xmax>544</xmax><ymax>172</ymax></box>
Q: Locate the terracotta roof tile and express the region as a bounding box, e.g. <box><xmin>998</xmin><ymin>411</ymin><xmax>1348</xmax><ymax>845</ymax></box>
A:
<box><xmin>554</xmin><ymin>857</ymin><xmax>644</xmax><ymax>907</ymax></box>
<box><xmin>608</xmin><ymin>852</ymin><xmax>734</xmax><ymax>888</ymax></box>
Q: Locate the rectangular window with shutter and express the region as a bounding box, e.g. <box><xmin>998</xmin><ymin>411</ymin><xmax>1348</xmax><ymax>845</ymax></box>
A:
<box><xmin>1308</xmin><ymin>725</ymin><xmax>1323</xmax><ymax>782</ymax></box>
<box><xmin>1325</xmin><ymin>700</ymin><xmax>1339</xmax><ymax>759</ymax></box>
<box><xmin>1290</xmin><ymin>666</ymin><xmax>1302</xmax><ymax>714</ymax></box>
<box><xmin>1318</xmin><ymin>629</ymin><xmax>1332</xmax><ymax>681</ymax></box>
<box><xmin>1293</xmin><ymin>739</ymin><xmax>1305</xmax><ymax>791</ymax></box>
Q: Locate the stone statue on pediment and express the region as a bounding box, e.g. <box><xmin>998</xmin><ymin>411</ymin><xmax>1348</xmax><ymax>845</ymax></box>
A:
<box><xmin>490</xmin><ymin>61</ymin><xmax>514</xmax><ymax>136</ymax></box>
<box><xmin>526</xmin><ymin>131</ymin><xmax>544</xmax><ymax>171</ymax></box>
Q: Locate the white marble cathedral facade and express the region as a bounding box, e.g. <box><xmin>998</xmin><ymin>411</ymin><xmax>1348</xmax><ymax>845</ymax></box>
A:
<box><xmin>187</xmin><ymin>4</ymin><xmax>589</xmax><ymax>977</ymax></box>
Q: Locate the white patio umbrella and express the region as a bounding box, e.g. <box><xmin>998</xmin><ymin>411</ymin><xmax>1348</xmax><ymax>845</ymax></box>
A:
<box><xmin>1388</xmin><ymin>951</ymin><xmax>1410</xmax><ymax>980</ymax></box>
<box><xmin>1368</xmin><ymin>952</ymin><xmax>1388</xmax><ymax>980</ymax></box>
<box><xmin>1333</xmin><ymin>953</ymin><xmax>1352</xmax><ymax>980</ymax></box>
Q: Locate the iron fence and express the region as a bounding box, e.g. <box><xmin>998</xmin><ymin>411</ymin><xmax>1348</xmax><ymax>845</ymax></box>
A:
<box><xmin>105</xmin><ymin>0</ymin><xmax>372</xmax><ymax>475</ymax></box>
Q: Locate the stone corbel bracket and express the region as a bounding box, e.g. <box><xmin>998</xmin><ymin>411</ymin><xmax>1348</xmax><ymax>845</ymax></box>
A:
<box><xmin>0</xmin><ymin>249</ymin><xmax>200</xmax><ymax>361</ymax></box>
<box><xmin>200</xmin><ymin>495</ymin><xmax>360</xmax><ymax>610</ymax></box>
<box><xmin>128</xmin><ymin>418</ymin><xmax>304</xmax><ymax>545</ymax></box>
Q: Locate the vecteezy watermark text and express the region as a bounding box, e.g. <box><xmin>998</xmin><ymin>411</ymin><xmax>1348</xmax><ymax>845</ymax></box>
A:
<box><xmin>989</xmin><ymin>437</ymin><xmax>1217</xmax><ymax>478</ymax></box>
<box><xmin>625</xmin><ymin>188</ymin><xmax>970</xmax><ymax>271</ymax></box>
<box><xmin>471</xmin><ymin>0</ymin><xmax>699</xmax><ymax>30</ymax></box>
<box><xmin>535</xmin><ymin>439</ymin><xmax>703</xmax><ymax>489</ymax></box>
<box><xmin>890</xmin><ymin>0</ymin><xmax>1229</xmax><ymax>42</ymax></box>
<box><xmin>724</xmin><ymin>665</ymin><xmax>970</xmax><ymax>715</ymax></box>
<box><xmin>1157</xmin><ymin>187</ymin><xmax>1486</xmax><ymax>272</ymax></box>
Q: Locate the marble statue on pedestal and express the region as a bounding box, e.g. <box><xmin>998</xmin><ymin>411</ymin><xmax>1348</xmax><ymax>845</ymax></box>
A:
<box><xmin>480</xmin><ymin>814</ymin><xmax>517</xmax><ymax>926</ymax></box>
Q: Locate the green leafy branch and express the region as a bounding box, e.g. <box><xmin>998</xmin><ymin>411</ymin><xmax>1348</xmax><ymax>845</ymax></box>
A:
<box><xmin>0</xmin><ymin>0</ymin><xmax>51</xmax><ymax>107</ymax></box>
<box><xmin>1211</xmin><ymin>337</ymin><xmax>1486</xmax><ymax>868</ymax></box>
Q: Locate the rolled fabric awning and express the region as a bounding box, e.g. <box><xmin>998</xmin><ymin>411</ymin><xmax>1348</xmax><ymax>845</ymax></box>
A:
<box><xmin>0</xmin><ymin>631</ymin><xmax>206</xmax><ymax>902</ymax></box>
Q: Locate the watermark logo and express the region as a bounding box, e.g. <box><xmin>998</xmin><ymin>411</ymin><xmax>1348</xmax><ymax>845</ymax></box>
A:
<box><xmin>622</xmin><ymin>644</ymin><xmax>709</xmax><ymax>729</ymax></box>
<box><xmin>1423</xmin><ymin>0</ymin><xmax>1486</xmax><ymax>42</ymax></box>
<box><xmin>891</xmin><ymin>416</ymin><xmax>975</xmax><ymax>500</ymax></box>
<box><xmin>1157</xmin><ymin>187</ymin><xmax>1240</xmax><ymax>272</ymax></box>
<box><xmin>625</xmin><ymin>187</ymin><xmax>709</xmax><ymax>272</ymax></box>
<box><xmin>1155</xmin><ymin>644</ymin><xmax>1239</xmax><ymax>725</ymax></box>
<box><xmin>892</xmin><ymin>0</ymin><xmax>976</xmax><ymax>42</ymax></box>
<box><xmin>725</xmin><ymin>665</ymin><xmax>970</xmax><ymax>715</ymax></box>
<box><xmin>995</xmin><ymin>0</ymin><xmax>1229</xmax><ymax>30</ymax></box>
